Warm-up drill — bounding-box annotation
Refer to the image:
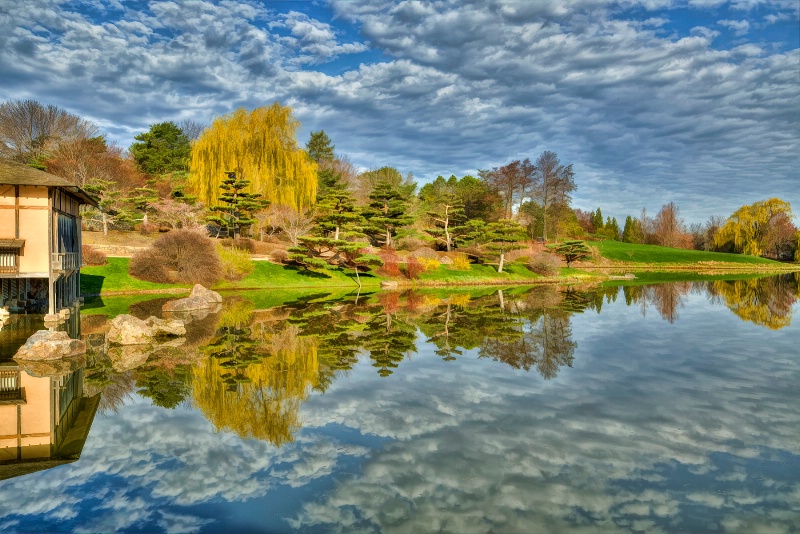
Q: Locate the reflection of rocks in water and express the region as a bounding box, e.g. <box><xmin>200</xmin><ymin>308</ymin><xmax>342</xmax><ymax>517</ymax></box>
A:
<box><xmin>163</xmin><ymin>303</ymin><xmax>222</xmax><ymax>325</ymax></box>
<box><xmin>107</xmin><ymin>344</ymin><xmax>156</xmax><ymax>372</ymax></box>
<box><xmin>107</xmin><ymin>314</ymin><xmax>186</xmax><ymax>345</ymax></box>
<box><xmin>107</xmin><ymin>338</ymin><xmax>189</xmax><ymax>372</ymax></box>
<box><xmin>15</xmin><ymin>353</ymin><xmax>86</xmax><ymax>378</ymax></box>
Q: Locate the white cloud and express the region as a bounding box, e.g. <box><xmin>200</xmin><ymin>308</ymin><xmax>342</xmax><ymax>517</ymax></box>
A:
<box><xmin>718</xmin><ymin>18</ymin><xmax>751</xmax><ymax>35</ymax></box>
<box><xmin>0</xmin><ymin>0</ymin><xmax>797</xmax><ymax>222</ymax></box>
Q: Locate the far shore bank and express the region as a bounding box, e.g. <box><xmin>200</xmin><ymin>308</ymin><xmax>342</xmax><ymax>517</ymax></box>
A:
<box><xmin>78</xmin><ymin>256</ymin><xmax>798</xmax><ymax>298</ymax></box>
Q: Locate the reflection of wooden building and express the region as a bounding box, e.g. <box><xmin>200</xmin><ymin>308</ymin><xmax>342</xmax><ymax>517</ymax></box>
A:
<box><xmin>0</xmin><ymin>364</ymin><xmax>99</xmax><ymax>480</ymax></box>
<box><xmin>0</xmin><ymin>159</ymin><xmax>97</xmax><ymax>315</ymax></box>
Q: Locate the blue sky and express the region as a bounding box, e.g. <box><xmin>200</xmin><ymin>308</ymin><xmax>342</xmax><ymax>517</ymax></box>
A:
<box><xmin>0</xmin><ymin>0</ymin><xmax>797</xmax><ymax>223</ymax></box>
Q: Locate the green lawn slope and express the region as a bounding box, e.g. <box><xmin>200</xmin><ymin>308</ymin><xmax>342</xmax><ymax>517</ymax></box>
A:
<box><xmin>593</xmin><ymin>240</ymin><xmax>787</xmax><ymax>266</ymax></box>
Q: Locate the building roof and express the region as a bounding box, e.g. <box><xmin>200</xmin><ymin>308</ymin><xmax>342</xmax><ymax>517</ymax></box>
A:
<box><xmin>0</xmin><ymin>158</ymin><xmax>98</xmax><ymax>206</ymax></box>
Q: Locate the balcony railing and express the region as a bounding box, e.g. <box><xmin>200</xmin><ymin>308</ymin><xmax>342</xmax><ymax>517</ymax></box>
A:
<box><xmin>52</xmin><ymin>252</ymin><xmax>79</xmax><ymax>272</ymax></box>
<box><xmin>0</xmin><ymin>370</ymin><xmax>23</xmax><ymax>402</ymax></box>
<box><xmin>0</xmin><ymin>249</ymin><xmax>19</xmax><ymax>274</ymax></box>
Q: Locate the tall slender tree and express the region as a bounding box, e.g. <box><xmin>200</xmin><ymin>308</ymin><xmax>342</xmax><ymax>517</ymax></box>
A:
<box><xmin>306</xmin><ymin>130</ymin><xmax>335</xmax><ymax>163</ymax></box>
<box><xmin>532</xmin><ymin>151</ymin><xmax>575</xmax><ymax>241</ymax></box>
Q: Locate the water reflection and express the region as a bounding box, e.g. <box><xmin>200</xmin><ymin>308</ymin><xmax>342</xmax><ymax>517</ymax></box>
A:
<box><xmin>0</xmin><ymin>275</ymin><xmax>797</xmax><ymax>532</ymax></box>
<box><xmin>0</xmin><ymin>363</ymin><xmax>99</xmax><ymax>481</ymax></box>
<box><xmin>72</xmin><ymin>274</ymin><xmax>800</xmax><ymax>450</ymax></box>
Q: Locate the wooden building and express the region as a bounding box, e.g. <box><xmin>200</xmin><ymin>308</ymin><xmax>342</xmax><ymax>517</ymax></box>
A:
<box><xmin>0</xmin><ymin>159</ymin><xmax>97</xmax><ymax>316</ymax></box>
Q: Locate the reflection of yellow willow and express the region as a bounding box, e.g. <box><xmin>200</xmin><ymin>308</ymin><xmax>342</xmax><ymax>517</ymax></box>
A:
<box><xmin>712</xmin><ymin>278</ymin><xmax>794</xmax><ymax>330</ymax></box>
<box><xmin>192</xmin><ymin>332</ymin><xmax>319</xmax><ymax>446</ymax></box>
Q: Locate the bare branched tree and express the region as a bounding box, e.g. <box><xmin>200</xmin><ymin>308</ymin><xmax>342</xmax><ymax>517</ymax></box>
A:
<box><xmin>178</xmin><ymin>118</ymin><xmax>207</xmax><ymax>141</ymax></box>
<box><xmin>0</xmin><ymin>99</ymin><xmax>97</xmax><ymax>165</ymax></box>
<box><xmin>267</xmin><ymin>205</ymin><xmax>315</xmax><ymax>246</ymax></box>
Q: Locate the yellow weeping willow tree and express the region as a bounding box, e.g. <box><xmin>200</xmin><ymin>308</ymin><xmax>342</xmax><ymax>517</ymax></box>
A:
<box><xmin>188</xmin><ymin>103</ymin><xmax>318</xmax><ymax>211</ymax></box>
<box><xmin>192</xmin><ymin>326</ymin><xmax>320</xmax><ymax>446</ymax></box>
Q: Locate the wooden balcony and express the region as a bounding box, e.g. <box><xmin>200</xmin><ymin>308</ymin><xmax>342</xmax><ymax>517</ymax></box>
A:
<box><xmin>52</xmin><ymin>252</ymin><xmax>79</xmax><ymax>272</ymax></box>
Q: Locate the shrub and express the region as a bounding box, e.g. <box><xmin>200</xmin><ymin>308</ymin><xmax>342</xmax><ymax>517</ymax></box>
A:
<box><xmin>249</xmin><ymin>240</ymin><xmax>274</xmax><ymax>255</ymax></box>
<box><xmin>82</xmin><ymin>244</ymin><xmax>107</xmax><ymax>266</ymax></box>
<box><xmin>528</xmin><ymin>252</ymin><xmax>561</xmax><ymax>276</ymax></box>
<box><xmin>378</xmin><ymin>248</ymin><xmax>401</xmax><ymax>277</ymax></box>
<box><xmin>219</xmin><ymin>238</ymin><xmax>257</xmax><ymax>253</ymax></box>
<box><xmin>130</xmin><ymin>229</ymin><xmax>221</xmax><ymax>286</ymax></box>
<box><xmin>218</xmin><ymin>244</ymin><xmax>254</xmax><ymax>281</ymax></box>
<box><xmin>450</xmin><ymin>254</ymin><xmax>471</xmax><ymax>271</ymax></box>
<box><xmin>419</xmin><ymin>257</ymin><xmax>441</xmax><ymax>271</ymax></box>
<box><xmin>402</xmin><ymin>256</ymin><xmax>424</xmax><ymax>280</ymax></box>
<box><xmin>270</xmin><ymin>249</ymin><xmax>289</xmax><ymax>264</ymax></box>
<box><xmin>138</xmin><ymin>222</ymin><xmax>159</xmax><ymax>235</ymax></box>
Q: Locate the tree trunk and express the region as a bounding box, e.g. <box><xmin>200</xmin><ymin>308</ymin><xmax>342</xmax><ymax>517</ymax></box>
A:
<box><xmin>386</xmin><ymin>228</ymin><xmax>392</xmax><ymax>248</ymax></box>
<box><xmin>102</xmin><ymin>212</ymin><xmax>108</xmax><ymax>236</ymax></box>
<box><xmin>334</xmin><ymin>225</ymin><xmax>340</xmax><ymax>241</ymax></box>
<box><xmin>498</xmin><ymin>252</ymin><xmax>505</xmax><ymax>273</ymax></box>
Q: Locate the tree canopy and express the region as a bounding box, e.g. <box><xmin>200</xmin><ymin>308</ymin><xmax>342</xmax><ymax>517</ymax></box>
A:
<box><xmin>129</xmin><ymin>121</ymin><xmax>191</xmax><ymax>175</ymax></box>
<box><xmin>0</xmin><ymin>99</ymin><xmax>97</xmax><ymax>167</ymax></box>
<box><xmin>714</xmin><ymin>198</ymin><xmax>795</xmax><ymax>257</ymax></box>
<box><xmin>188</xmin><ymin>103</ymin><xmax>317</xmax><ymax>211</ymax></box>
<box><xmin>306</xmin><ymin>130</ymin><xmax>335</xmax><ymax>163</ymax></box>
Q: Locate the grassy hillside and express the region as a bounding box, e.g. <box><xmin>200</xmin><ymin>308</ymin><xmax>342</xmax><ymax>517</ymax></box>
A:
<box><xmin>593</xmin><ymin>240</ymin><xmax>784</xmax><ymax>265</ymax></box>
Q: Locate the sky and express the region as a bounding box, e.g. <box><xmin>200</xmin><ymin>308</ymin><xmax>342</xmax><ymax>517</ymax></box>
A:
<box><xmin>0</xmin><ymin>0</ymin><xmax>798</xmax><ymax>223</ymax></box>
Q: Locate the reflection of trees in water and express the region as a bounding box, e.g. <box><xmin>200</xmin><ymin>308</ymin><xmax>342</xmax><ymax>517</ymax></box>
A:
<box><xmin>621</xmin><ymin>282</ymin><xmax>693</xmax><ymax>323</ymax></box>
<box><xmin>477</xmin><ymin>289</ymin><xmax>577</xmax><ymax>379</ymax></box>
<box><xmin>416</xmin><ymin>287</ymin><xmax>580</xmax><ymax>380</ymax></box>
<box><xmin>192</xmin><ymin>322</ymin><xmax>319</xmax><ymax>447</ymax></box>
<box><xmin>706</xmin><ymin>274</ymin><xmax>799</xmax><ymax>330</ymax></box>
<box><xmin>361</xmin><ymin>294</ymin><xmax>418</xmax><ymax>377</ymax></box>
<box><xmin>84</xmin><ymin>363</ymin><xmax>135</xmax><ymax>414</ymax></box>
<box><xmin>617</xmin><ymin>275</ymin><xmax>798</xmax><ymax>329</ymax></box>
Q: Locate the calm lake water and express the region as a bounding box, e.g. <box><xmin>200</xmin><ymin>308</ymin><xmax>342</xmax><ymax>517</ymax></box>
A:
<box><xmin>1</xmin><ymin>275</ymin><xmax>798</xmax><ymax>533</ymax></box>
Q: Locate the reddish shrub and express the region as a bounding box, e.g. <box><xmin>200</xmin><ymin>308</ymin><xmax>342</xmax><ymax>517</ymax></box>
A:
<box><xmin>130</xmin><ymin>229</ymin><xmax>221</xmax><ymax>286</ymax></box>
<box><xmin>402</xmin><ymin>256</ymin><xmax>424</xmax><ymax>280</ymax></box>
<box><xmin>378</xmin><ymin>248</ymin><xmax>401</xmax><ymax>277</ymax></box>
<box><xmin>82</xmin><ymin>244</ymin><xmax>107</xmax><ymax>266</ymax></box>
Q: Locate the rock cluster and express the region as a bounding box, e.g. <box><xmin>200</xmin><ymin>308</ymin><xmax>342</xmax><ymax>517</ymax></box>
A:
<box><xmin>162</xmin><ymin>284</ymin><xmax>222</xmax><ymax>313</ymax></box>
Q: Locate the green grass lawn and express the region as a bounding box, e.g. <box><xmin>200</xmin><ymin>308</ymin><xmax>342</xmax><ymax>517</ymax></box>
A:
<box><xmin>215</xmin><ymin>260</ymin><xmax>381</xmax><ymax>289</ymax></box>
<box><xmin>81</xmin><ymin>257</ymin><xmax>191</xmax><ymax>294</ymax></box>
<box><xmin>593</xmin><ymin>240</ymin><xmax>783</xmax><ymax>265</ymax></box>
<box><xmin>416</xmin><ymin>261</ymin><xmax>541</xmax><ymax>284</ymax></box>
<box><xmin>81</xmin><ymin>257</ymin><xmax>381</xmax><ymax>296</ymax></box>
